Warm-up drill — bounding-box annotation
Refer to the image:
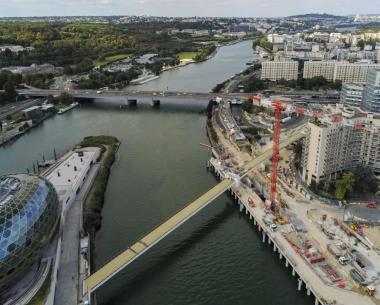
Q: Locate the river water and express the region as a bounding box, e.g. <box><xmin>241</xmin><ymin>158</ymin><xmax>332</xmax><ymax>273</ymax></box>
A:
<box><xmin>131</xmin><ymin>40</ymin><xmax>256</xmax><ymax>93</ymax></box>
<box><xmin>0</xmin><ymin>40</ymin><xmax>313</xmax><ymax>305</ymax></box>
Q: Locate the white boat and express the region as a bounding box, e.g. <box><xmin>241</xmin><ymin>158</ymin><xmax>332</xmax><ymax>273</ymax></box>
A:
<box><xmin>130</xmin><ymin>71</ymin><xmax>160</xmax><ymax>85</ymax></box>
<box><xmin>58</xmin><ymin>102</ymin><xmax>79</xmax><ymax>114</ymax></box>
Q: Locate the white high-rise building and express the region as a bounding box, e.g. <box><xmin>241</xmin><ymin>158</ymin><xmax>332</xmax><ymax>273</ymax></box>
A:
<box><xmin>301</xmin><ymin>116</ymin><xmax>380</xmax><ymax>185</ymax></box>
<box><xmin>333</xmin><ymin>62</ymin><xmax>380</xmax><ymax>83</ymax></box>
<box><xmin>340</xmin><ymin>83</ymin><xmax>364</xmax><ymax>108</ymax></box>
<box><xmin>362</xmin><ymin>68</ymin><xmax>380</xmax><ymax>113</ymax></box>
<box><xmin>261</xmin><ymin>61</ymin><xmax>299</xmax><ymax>81</ymax></box>
<box><xmin>303</xmin><ymin>61</ymin><xmax>336</xmax><ymax>81</ymax></box>
<box><xmin>302</xmin><ymin>61</ymin><xmax>380</xmax><ymax>83</ymax></box>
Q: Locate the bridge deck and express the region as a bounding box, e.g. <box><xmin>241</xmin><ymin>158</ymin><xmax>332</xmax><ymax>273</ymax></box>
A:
<box><xmin>83</xmin><ymin>131</ymin><xmax>304</xmax><ymax>295</ymax></box>
<box><xmin>83</xmin><ymin>178</ymin><xmax>234</xmax><ymax>294</ymax></box>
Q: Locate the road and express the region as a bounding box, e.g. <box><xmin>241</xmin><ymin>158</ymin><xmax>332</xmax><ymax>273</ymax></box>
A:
<box><xmin>18</xmin><ymin>88</ymin><xmax>340</xmax><ymax>103</ymax></box>
<box><xmin>0</xmin><ymin>99</ymin><xmax>41</xmax><ymax>120</ymax></box>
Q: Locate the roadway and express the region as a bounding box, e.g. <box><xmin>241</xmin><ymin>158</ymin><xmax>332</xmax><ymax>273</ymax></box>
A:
<box><xmin>18</xmin><ymin>88</ymin><xmax>340</xmax><ymax>103</ymax></box>
<box><xmin>83</xmin><ymin>131</ymin><xmax>304</xmax><ymax>295</ymax></box>
<box><xmin>0</xmin><ymin>98</ymin><xmax>41</xmax><ymax>120</ymax></box>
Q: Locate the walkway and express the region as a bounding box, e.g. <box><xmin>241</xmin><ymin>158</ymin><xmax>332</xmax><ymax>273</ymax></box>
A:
<box><xmin>83</xmin><ymin>131</ymin><xmax>304</xmax><ymax>295</ymax></box>
<box><xmin>54</xmin><ymin>163</ymin><xmax>100</xmax><ymax>305</ymax></box>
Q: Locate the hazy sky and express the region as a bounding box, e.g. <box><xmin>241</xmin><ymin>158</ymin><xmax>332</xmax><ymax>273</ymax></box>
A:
<box><xmin>0</xmin><ymin>0</ymin><xmax>378</xmax><ymax>17</ymax></box>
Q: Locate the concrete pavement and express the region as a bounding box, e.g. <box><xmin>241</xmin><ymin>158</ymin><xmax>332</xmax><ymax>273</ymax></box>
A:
<box><xmin>54</xmin><ymin>163</ymin><xmax>99</xmax><ymax>305</ymax></box>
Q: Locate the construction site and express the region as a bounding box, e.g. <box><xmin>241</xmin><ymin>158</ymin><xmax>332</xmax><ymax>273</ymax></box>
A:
<box><xmin>208</xmin><ymin>94</ymin><xmax>380</xmax><ymax>305</ymax></box>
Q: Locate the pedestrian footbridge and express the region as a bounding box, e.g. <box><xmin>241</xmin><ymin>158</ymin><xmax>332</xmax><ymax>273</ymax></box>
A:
<box><xmin>83</xmin><ymin>131</ymin><xmax>304</xmax><ymax>296</ymax></box>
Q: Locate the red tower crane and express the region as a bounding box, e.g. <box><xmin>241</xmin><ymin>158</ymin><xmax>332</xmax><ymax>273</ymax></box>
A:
<box><xmin>270</xmin><ymin>101</ymin><xmax>285</xmax><ymax>212</ymax></box>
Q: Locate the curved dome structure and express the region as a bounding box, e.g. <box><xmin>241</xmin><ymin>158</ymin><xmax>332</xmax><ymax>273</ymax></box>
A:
<box><xmin>0</xmin><ymin>174</ymin><xmax>60</xmax><ymax>291</ymax></box>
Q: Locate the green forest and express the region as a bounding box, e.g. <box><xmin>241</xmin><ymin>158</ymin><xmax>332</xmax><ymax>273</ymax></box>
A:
<box><xmin>0</xmin><ymin>22</ymin><xmax>223</xmax><ymax>71</ymax></box>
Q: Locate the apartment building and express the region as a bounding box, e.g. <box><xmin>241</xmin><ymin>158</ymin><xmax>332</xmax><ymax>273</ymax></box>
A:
<box><xmin>301</xmin><ymin>116</ymin><xmax>380</xmax><ymax>185</ymax></box>
<box><xmin>334</xmin><ymin>62</ymin><xmax>380</xmax><ymax>83</ymax></box>
<box><xmin>261</xmin><ymin>61</ymin><xmax>299</xmax><ymax>81</ymax></box>
<box><xmin>340</xmin><ymin>83</ymin><xmax>364</xmax><ymax>108</ymax></box>
<box><xmin>303</xmin><ymin>61</ymin><xmax>336</xmax><ymax>81</ymax></box>
<box><xmin>303</xmin><ymin>61</ymin><xmax>380</xmax><ymax>83</ymax></box>
<box><xmin>362</xmin><ymin>68</ymin><xmax>380</xmax><ymax>113</ymax></box>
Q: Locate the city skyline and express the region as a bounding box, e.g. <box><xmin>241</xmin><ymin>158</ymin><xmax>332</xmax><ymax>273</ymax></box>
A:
<box><xmin>0</xmin><ymin>0</ymin><xmax>379</xmax><ymax>18</ymax></box>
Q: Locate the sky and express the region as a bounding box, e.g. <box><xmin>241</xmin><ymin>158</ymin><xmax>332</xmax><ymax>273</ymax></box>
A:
<box><xmin>0</xmin><ymin>0</ymin><xmax>378</xmax><ymax>18</ymax></box>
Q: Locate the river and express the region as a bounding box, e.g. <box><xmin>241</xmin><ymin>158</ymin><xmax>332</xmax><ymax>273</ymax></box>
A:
<box><xmin>131</xmin><ymin>40</ymin><xmax>256</xmax><ymax>93</ymax></box>
<box><xmin>0</xmin><ymin>40</ymin><xmax>313</xmax><ymax>305</ymax></box>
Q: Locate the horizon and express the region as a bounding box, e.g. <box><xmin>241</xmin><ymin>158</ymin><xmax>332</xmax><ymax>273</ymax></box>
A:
<box><xmin>0</xmin><ymin>13</ymin><xmax>378</xmax><ymax>18</ymax></box>
<box><xmin>0</xmin><ymin>0</ymin><xmax>379</xmax><ymax>19</ymax></box>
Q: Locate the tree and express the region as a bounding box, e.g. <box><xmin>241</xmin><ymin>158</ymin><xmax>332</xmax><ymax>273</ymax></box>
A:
<box><xmin>57</xmin><ymin>92</ymin><xmax>74</xmax><ymax>105</ymax></box>
<box><xmin>242</xmin><ymin>100</ymin><xmax>253</xmax><ymax>113</ymax></box>
<box><xmin>4</xmin><ymin>80</ymin><xmax>16</xmax><ymax>100</ymax></box>
<box><xmin>352</xmin><ymin>165</ymin><xmax>378</xmax><ymax>194</ymax></box>
<box><xmin>335</xmin><ymin>172</ymin><xmax>355</xmax><ymax>200</ymax></box>
<box><xmin>357</xmin><ymin>39</ymin><xmax>365</xmax><ymax>50</ymax></box>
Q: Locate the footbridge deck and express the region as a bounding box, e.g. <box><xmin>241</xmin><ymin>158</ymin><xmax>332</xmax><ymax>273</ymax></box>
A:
<box><xmin>83</xmin><ymin>131</ymin><xmax>304</xmax><ymax>295</ymax></box>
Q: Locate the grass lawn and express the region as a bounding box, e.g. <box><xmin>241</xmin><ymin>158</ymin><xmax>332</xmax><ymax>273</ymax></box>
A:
<box><xmin>94</xmin><ymin>54</ymin><xmax>131</xmax><ymax>67</ymax></box>
<box><xmin>176</xmin><ymin>51</ymin><xmax>200</xmax><ymax>60</ymax></box>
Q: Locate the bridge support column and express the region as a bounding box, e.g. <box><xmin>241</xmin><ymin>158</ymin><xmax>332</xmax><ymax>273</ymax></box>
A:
<box><xmin>245</xmin><ymin>208</ymin><xmax>248</xmax><ymax>215</ymax></box>
<box><xmin>254</xmin><ymin>219</ymin><xmax>257</xmax><ymax>225</ymax></box>
<box><xmin>297</xmin><ymin>278</ymin><xmax>303</xmax><ymax>291</ymax></box>
<box><xmin>285</xmin><ymin>260</ymin><xmax>289</xmax><ymax>268</ymax></box>
<box><xmin>268</xmin><ymin>237</ymin><xmax>271</xmax><ymax>245</ymax></box>
<box><xmin>279</xmin><ymin>252</ymin><xmax>283</xmax><ymax>260</ymax></box>
<box><xmin>258</xmin><ymin>225</ymin><xmax>261</xmax><ymax>232</ymax></box>
<box><xmin>151</xmin><ymin>99</ymin><xmax>160</xmax><ymax>107</ymax></box>
<box><xmin>306</xmin><ymin>286</ymin><xmax>311</xmax><ymax>296</ymax></box>
<box><xmin>273</xmin><ymin>244</ymin><xmax>277</xmax><ymax>252</ymax></box>
<box><xmin>314</xmin><ymin>298</ymin><xmax>319</xmax><ymax>305</ymax></box>
<box><xmin>292</xmin><ymin>268</ymin><xmax>296</xmax><ymax>276</ymax></box>
<box><xmin>249</xmin><ymin>214</ymin><xmax>252</xmax><ymax>220</ymax></box>
<box><xmin>128</xmin><ymin>99</ymin><xmax>137</xmax><ymax>106</ymax></box>
<box><xmin>262</xmin><ymin>232</ymin><xmax>266</xmax><ymax>243</ymax></box>
<box><xmin>239</xmin><ymin>203</ymin><xmax>243</xmax><ymax>212</ymax></box>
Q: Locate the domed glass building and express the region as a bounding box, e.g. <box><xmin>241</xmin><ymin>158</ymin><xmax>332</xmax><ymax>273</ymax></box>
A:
<box><xmin>0</xmin><ymin>174</ymin><xmax>60</xmax><ymax>291</ymax></box>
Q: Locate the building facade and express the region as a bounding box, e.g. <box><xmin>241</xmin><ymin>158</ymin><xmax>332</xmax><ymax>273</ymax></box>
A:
<box><xmin>0</xmin><ymin>174</ymin><xmax>60</xmax><ymax>291</ymax></box>
<box><xmin>340</xmin><ymin>83</ymin><xmax>364</xmax><ymax>108</ymax></box>
<box><xmin>333</xmin><ymin>63</ymin><xmax>380</xmax><ymax>83</ymax></box>
<box><xmin>302</xmin><ymin>61</ymin><xmax>380</xmax><ymax>83</ymax></box>
<box><xmin>301</xmin><ymin>117</ymin><xmax>380</xmax><ymax>185</ymax></box>
<box><xmin>362</xmin><ymin>68</ymin><xmax>380</xmax><ymax>113</ymax></box>
<box><xmin>303</xmin><ymin>61</ymin><xmax>336</xmax><ymax>81</ymax></box>
<box><xmin>261</xmin><ymin>61</ymin><xmax>299</xmax><ymax>81</ymax></box>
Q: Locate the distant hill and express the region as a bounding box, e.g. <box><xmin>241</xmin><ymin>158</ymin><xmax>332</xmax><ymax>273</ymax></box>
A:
<box><xmin>287</xmin><ymin>13</ymin><xmax>346</xmax><ymax>19</ymax></box>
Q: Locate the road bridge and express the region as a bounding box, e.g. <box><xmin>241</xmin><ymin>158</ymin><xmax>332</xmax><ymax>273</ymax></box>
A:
<box><xmin>18</xmin><ymin>89</ymin><xmax>339</xmax><ymax>104</ymax></box>
<box><xmin>82</xmin><ymin>131</ymin><xmax>304</xmax><ymax>297</ymax></box>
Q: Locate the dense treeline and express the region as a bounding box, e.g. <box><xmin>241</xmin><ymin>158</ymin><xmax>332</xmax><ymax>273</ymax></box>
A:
<box><xmin>276</xmin><ymin>76</ymin><xmax>342</xmax><ymax>90</ymax></box>
<box><xmin>0</xmin><ymin>22</ymin><xmax>221</xmax><ymax>72</ymax></box>
<box><xmin>76</xmin><ymin>69</ymin><xmax>140</xmax><ymax>89</ymax></box>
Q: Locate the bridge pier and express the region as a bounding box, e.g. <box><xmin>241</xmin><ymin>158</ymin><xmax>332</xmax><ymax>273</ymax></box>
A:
<box><xmin>273</xmin><ymin>244</ymin><xmax>277</xmax><ymax>252</ymax></box>
<box><xmin>306</xmin><ymin>285</ymin><xmax>311</xmax><ymax>296</ymax></box>
<box><xmin>285</xmin><ymin>260</ymin><xmax>289</xmax><ymax>268</ymax></box>
<box><xmin>297</xmin><ymin>278</ymin><xmax>303</xmax><ymax>291</ymax></box>
<box><xmin>292</xmin><ymin>268</ymin><xmax>296</xmax><ymax>276</ymax></box>
<box><xmin>151</xmin><ymin>99</ymin><xmax>160</xmax><ymax>107</ymax></box>
<box><xmin>315</xmin><ymin>298</ymin><xmax>319</xmax><ymax>305</ymax></box>
<box><xmin>262</xmin><ymin>232</ymin><xmax>266</xmax><ymax>243</ymax></box>
<box><xmin>128</xmin><ymin>99</ymin><xmax>137</xmax><ymax>106</ymax></box>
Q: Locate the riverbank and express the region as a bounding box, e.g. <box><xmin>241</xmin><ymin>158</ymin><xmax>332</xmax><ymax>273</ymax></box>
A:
<box><xmin>80</xmin><ymin>135</ymin><xmax>120</xmax><ymax>236</ymax></box>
